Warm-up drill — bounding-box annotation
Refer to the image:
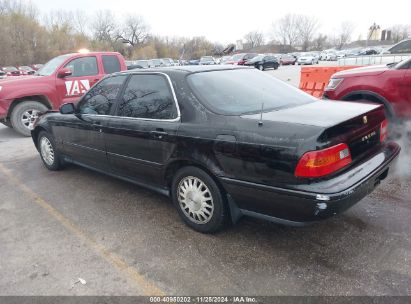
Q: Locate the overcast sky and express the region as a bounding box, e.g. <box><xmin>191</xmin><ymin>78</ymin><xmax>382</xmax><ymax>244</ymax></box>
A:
<box><xmin>33</xmin><ymin>0</ymin><xmax>409</xmax><ymax>45</ymax></box>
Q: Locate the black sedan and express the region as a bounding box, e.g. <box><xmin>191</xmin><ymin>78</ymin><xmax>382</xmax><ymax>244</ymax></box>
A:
<box><xmin>31</xmin><ymin>66</ymin><xmax>400</xmax><ymax>233</ymax></box>
<box><xmin>244</xmin><ymin>55</ymin><xmax>279</xmax><ymax>71</ymax></box>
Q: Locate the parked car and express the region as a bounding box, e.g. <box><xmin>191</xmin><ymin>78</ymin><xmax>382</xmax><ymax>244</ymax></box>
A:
<box><xmin>2</xmin><ymin>66</ymin><xmax>21</xmax><ymax>76</ymax></box>
<box><xmin>244</xmin><ymin>54</ymin><xmax>279</xmax><ymax>70</ymax></box>
<box><xmin>323</xmin><ymin>58</ymin><xmax>411</xmax><ymax>121</ymax></box>
<box><xmin>31</xmin><ymin>66</ymin><xmax>400</xmax><ymax>233</ymax></box>
<box><xmin>161</xmin><ymin>58</ymin><xmax>175</xmax><ymax>66</ymax></box>
<box><xmin>297</xmin><ymin>53</ymin><xmax>318</xmax><ymax>65</ymax></box>
<box><xmin>18</xmin><ymin>66</ymin><xmax>36</xmax><ymax>75</ymax></box>
<box><xmin>199</xmin><ymin>56</ymin><xmax>216</xmax><ymax>65</ymax></box>
<box><xmin>219</xmin><ymin>56</ymin><xmax>231</xmax><ymax>65</ymax></box>
<box><xmin>0</xmin><ymin>70</ymin><xmax>6</xmax><ymax>79</ymax></box>
<box><xmin>383</xmin><ymin>39</ymin><xmax>411</xmax><ymax>54</ymax></box>
<box><xmin>280</xmin><ymin>54</ymin><xmax>297</xmax><ymax>65</ymax></box>
<box><xmin>188</xmin><ymin>59</ymin><xmax>200</xmax><ymax>65</ymax></box>
<box><xmin>325</xmin><ymin>52</ymin><xmax>338</xmax><ymax>61</ymax></box>
<box><xmin>31</xmin><ymin>64</ymin><xmax>44</xmax><ymax>71</ymax></box>
<box><xmin>320</xmin><ymin>51</ymin><xmax>329</xmax><ymax>60</ymax></box>
<box><xmin>225</xmin><ymin>53</ymin><xmax>258</xmax><ymax>65</ymax></box>
<box><xmin>359</xmin><ymin>48</ymin><xmax>379</xmax><ymax>56</ymax></box>
<box><xmin>127</xmin><ymin>64</ymin><xmax>143</xmax><ymax>70</ymax></box>
<box><xmin>149</xmin><ymin>59</ymin><xmax>165</xmax><ymax>67</ymax></box>
<box><xmin>125</xmin><ymin>60</ymin><xmax>134</xmax><ymax>68</ymax></box>
<box><xmin>134</xmin><ymin>60</ymin><xmax>149</xmax><ymax>69</ymax></box>
<box><xmin>0</xmin><ymin>51</ymin><xmax>127</xmax><ymax>135</ymax></box>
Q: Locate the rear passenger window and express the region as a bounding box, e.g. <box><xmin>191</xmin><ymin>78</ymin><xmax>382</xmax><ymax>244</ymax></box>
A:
<box><xmin>117</xmin><ymin>74</ymin><xmax>177</xmax><ymax>120</ymax></box>
<box><xmin>102</xmin><ymin>55</ymin><xmax>121</xmax><ymax>74</ymax></box>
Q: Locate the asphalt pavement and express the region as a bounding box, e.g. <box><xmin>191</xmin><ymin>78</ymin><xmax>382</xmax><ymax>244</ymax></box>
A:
<box><xmin>0</xmin><ymin>64</ymin><xmax>410</xmax><ymax>296</ymax></box>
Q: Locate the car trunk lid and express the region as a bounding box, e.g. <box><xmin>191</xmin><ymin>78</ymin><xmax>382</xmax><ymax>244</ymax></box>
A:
<box><xmin>319</xmin><ymin>105</ymin><xmax>385</xmax><ymax>161</ymax></box>
<box><xmin>241</xmin><ymin>100</ymin><xmax>385</xmax><ymax>162</ymax></box>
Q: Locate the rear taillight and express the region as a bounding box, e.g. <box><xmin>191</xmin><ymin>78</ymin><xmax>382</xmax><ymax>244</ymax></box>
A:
<box><xmin>380</xmin><ymin>119</ymin><xmax>388</xmax><ymax>142</ymax></box>
<box><xmin>295</xmin><ymin>143</ymin><xmax>352</xmax><ymax>178</ymax></box>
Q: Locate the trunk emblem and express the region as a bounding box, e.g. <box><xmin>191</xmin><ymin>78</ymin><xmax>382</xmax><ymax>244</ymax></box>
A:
<box><xmin>363</xmin><ymin>116</ymin><xmax>368</xmax><ymax>124</ymax></box>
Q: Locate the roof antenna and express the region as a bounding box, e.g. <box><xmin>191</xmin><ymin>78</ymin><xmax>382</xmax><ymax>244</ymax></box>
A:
<box><xmin>258</xmin><ymin>102</ymin><xmax>264</xmax><ymax>127</ymax></box>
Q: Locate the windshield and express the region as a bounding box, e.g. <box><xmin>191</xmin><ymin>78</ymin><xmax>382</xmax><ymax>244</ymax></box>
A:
<box><xmin>36</xmin><ymin>54</ymin><xmax>71</xmax><ymax>76</ymax></box>
<box><xmin>251</xmin><ymin>55</ymin><xmax>264</xmax><ymax>61</ymax></box>
<box><xmin>136</xmin><ymin>60</ymin><xmax>149</xmax><ymax>68</ymax></box>
<box><xmin>3</xmin><ymin>67</ymin><xmax>18</xmax><ymax>71</ymax></box>
<box><xmin>394</xmin><ymin>58</ymin><xmax>411</xmax><ymax>69</ymax></box>
<box><xmin>201</xmin><ymin>57</ymin><xmax>213</xmax><ymax>61</ymax></box>
<box><xmin>231</xmin><ymin>54</ymin><xmax>244</xmax><ymax>61</ymax></box>
<box><xmin>188</xmin><ymin>69</ymin><xmax>316</xmax><ymax>115</ymax></box>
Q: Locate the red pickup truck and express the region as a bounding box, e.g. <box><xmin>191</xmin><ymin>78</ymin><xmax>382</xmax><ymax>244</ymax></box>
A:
<box><xmin>323</xmin><ymin>58</ymin><xmax>411</xmax><ymax>121</ymax></box>
<box><xmin>0</xmin><ymin>52</ymin><xmax>127</xmax><ymax>136</ymax></box>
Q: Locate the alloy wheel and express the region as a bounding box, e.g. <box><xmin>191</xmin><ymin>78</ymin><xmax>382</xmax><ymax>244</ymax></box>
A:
<box><xmin>21</xmin><ymin>109</ymin><xmax>40</xmax><ymax>130</ymax></box>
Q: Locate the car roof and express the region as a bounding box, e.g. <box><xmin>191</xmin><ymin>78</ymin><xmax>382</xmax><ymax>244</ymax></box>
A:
<box><xmin>114</xmin><ymin>65</ymin><xmax>252</xmax><ymax>75</ymax></box>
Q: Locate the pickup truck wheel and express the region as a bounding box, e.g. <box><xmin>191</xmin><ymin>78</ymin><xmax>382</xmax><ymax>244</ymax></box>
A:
<box><xmin>11</xmin><ymin>101</ymin><xmax>48</xmax><ymax>136</ymax></box>
<box><xmin>171</xmin><ymin>166</ymin><xmax>228</xmax><ymax>233</ymax></box>
<box><xmin>37</xmin><ymin>131</ymin><xmax>63</xmax><ymax>171</ymax></box>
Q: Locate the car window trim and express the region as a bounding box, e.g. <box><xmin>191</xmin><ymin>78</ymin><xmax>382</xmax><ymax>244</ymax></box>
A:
<box><xmin>110</xmin><ymin>72</ymin><xmax>181</xmax><ymax>122</ymax></box>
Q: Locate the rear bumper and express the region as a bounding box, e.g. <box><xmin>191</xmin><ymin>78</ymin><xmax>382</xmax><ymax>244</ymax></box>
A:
<box><xmin>220</xmin><ymin>142</ymin><xmax>401</xmax><ymax>225</ymax></box>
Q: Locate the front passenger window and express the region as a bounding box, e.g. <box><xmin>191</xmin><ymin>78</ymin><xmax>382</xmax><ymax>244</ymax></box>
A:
<box><xmin>78</xmin><ymin>75</ymin><xmax>127</xmax><ymax>115</ymax></box>
<box><xmin>64</xmin><ymin>57</ymin><xmax>98</xmax><ymax>77</ymax></box>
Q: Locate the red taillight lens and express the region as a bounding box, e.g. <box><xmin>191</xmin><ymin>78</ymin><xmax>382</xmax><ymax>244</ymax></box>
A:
<box><xmin>295</xmin><ymin>143</ymin><xmax>352</xmax><ymax>178</ymax></box>
<box><xmin>380</xmin><ymin>119</ymin><xmax>388</xmax><ymax>142</ymax></box>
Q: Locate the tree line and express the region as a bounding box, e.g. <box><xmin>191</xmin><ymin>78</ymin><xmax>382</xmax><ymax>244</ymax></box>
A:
<box><xmin>0</xmin><ymin>0</ymin><xmax>410</xmax><ymax>66</ymax></box>
<box><xmin>0</xmin><ymin>0</ymin><xmax>223</xmax><ymax>66</ymax></box>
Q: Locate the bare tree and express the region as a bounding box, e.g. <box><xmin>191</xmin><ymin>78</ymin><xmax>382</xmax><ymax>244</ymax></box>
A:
<box><xmin>296</xmin><ymin>15</ymin><xmax>319</xmax><ymax>51</ymax></box>
<box><xmin>390</xmin><ymin>24</ymin><xmax>411</xmax><ymax>43</ymax></box>
<box><xmin>312</xmin><ymin>34</ymin><xmax>329</xmax><ymax>51</ymax></box>
<box><xmin>335</xmin><ymin>21</ymin><xmax>355</xmax><ymax>50</ymax></box>
<box><xmin>244</xmin><ymin>31</ymin><xmax>264</xmax><ymax>48</ymax></box>
<box><xmin>72</xmin><ymin>10</ymin><xmax>88</xmax><ymax>36</ymax></box>
<box><xmin>272</xmin><ymin>14</ymin><xmax>300</xmax><ymax>49</ymax></box>
<box><xmin>92</xmin><ymin>10</ymin><xmax>116</xmax><ymax>42</ymax></box>
<box><xmin>117</xmin><ymin>15</ymin><xmax>150</xmax><ymax>47</ymax></box>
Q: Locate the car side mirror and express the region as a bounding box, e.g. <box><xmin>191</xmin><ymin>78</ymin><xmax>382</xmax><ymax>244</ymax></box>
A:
<box><xmin>57</xmin><ymin>68</ymin><xmax>72</xmax><ymax>78</ymax></box>
<box><xmin>60</xmin><ymin>103</ymin><xmax>76</xmax><ymax>114</ymax></box>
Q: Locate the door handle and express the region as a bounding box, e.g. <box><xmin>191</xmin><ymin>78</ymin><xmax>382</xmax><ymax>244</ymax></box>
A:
<box><xmin>151</xmin><ymin>130</ymin><xmax>168</xmax><ymax>139</ymax></box>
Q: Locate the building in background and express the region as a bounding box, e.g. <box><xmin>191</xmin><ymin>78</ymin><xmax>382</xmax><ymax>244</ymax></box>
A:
<box><xmin>368</xmin><ymin>23</ymin><xmax>381</xmax><ymax>41</ymax></box>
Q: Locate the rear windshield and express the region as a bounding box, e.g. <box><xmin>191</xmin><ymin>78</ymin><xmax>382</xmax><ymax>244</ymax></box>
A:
<box><xmin>187</xmin><ymin>69</ymin><xmax>316</xmax><ymax>115</ymax></box>
<box><xmin>231</xmin><ymin>54</ymin><xmax>244</xmax><ymax>61</ymax></box>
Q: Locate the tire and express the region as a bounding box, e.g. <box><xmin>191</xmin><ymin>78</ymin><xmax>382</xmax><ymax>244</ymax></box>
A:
<box><xmin>171</xmin><ymin>166</ymin><xmax>228</xmax><ymax>233</ymax></box>
<box><xmin>37</xmin><ymin>131</ymin><xmax>63</xmax><ymax>171</ymax></box>
<box><xmin>274</xmin><ymin>64</ymin><xmax>279</xmax><ymax>70</ymax></box>
<box><xmin>258</xmin><ymin>64</ymin><xmax>264</xmax><ymax>71</ymax></box>
<box><xmin>11</xmin><ymin>101</ymin><xmax>48</xmax><ymax>136</ymax></box>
